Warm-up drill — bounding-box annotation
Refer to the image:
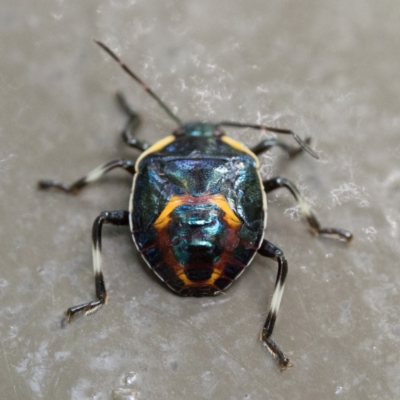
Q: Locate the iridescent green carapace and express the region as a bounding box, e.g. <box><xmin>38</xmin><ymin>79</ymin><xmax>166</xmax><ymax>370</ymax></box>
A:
<box><xmin>131</xmin><ymin>123</ymin><xmax>266</xmax><ymax>296</ymax></box>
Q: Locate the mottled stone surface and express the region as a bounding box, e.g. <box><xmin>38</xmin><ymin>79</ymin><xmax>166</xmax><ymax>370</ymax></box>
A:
<box><xmin>1</xmin><ymin>1</ymin><xmax>399</xmax><ymax>398</ymax></box>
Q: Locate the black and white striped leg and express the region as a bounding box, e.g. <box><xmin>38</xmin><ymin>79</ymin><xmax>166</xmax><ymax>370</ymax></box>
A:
<box><xmin>263</xmin><ymin>177</ymin><xmax>353</xmax><ymax>242</ymax></box>
<box><xmin>38</xmin><ymin>159</ymin><xmax>135</xmax><ymax>194</ymax></box>
<box><xmin>251</xmin><ymin>137</ymin><xmax>311</xmax><ymax>157</ymax></box>
<box><xmin>65</xmin><ymin>210</ymin><xmax>130</xmax><ymax>322</ymax></box>
<box><xmin>116</xmin><ymin>92</ymin><xmax>151</xmax><ymax>151</ymax></box>
<box><xmin>258</xmin><ymin>239</ymin><xmax>291</xmax><ymax>370</ymax></box>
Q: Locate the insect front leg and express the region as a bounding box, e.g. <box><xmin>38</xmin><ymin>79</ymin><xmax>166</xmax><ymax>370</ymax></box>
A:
<box><xmin>116</xmin><ymin>91</ymin><xmax>151</xmax><ymax>151</ymax></box>
<box><xmin>38</xmin><ymin>159</ymin><xmax>135</xmax><ymax>194</ymax></box>
<box><xmin>250</xmin><ymin>137</ymin><xmax>311</xmax><ymax>157</ymax></box>
<box><xmin>263</xmin><ymin>177</ymin><xmax>353</xmax><ymax>242</ymax></box>
<box><xmin>66</xmin><ymin>210</ymin><xmax>130</xmax><ymax>322</ymax></box>
<box><xmin>258</xmin><ymin>239</ymin><xmax>291</xmax><ymax>370</ymax></box>
<box><xmin>217</xmin><ymin>121</ymin><xmax>318</xmax><ymax>158</ymax></box>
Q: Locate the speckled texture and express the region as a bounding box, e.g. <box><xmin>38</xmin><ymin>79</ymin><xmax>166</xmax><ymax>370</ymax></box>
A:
<box><xmin>1</xmin><ymin>1</ymin><xmax>399</xmax><ymax>399</ymax></box>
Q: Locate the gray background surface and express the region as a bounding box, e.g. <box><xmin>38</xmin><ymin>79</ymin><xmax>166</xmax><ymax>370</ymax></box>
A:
<box><xmin>1</xmin><ymin>1</ymin><xmax>399</xmax><ymax>399</ymax></box>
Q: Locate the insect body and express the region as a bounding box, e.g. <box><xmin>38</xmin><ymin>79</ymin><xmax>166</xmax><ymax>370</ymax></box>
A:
<box><xmin>132</xmin><ymin>123</ymin><xmax>266</xmax><ymax>297</ymax></box>
<box><xmin>39</xmin><ymin>42</ymin><xmax>352</xmax><ymax>370</ymax></box>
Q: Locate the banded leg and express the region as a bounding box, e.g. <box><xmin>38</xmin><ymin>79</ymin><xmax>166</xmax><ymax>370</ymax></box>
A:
<box><xmin>116</xmin><ymin>92</ymin><xmax>151</xmax><ymax>151</ymax></box>
<box><xmin>66</xmin><ymin>210</ymin><xmax>130</xmax><ymax>322</ymax></box>
<box><xmin>250</xmin><ymin>137</ymin><xmax>311</xmax><ymax>157</ymax></box>
<box><xmin>264</xmin><ymin>177</ymin><xmax>353</xmax><ymax>242</ymax></box>
<box><xmin>258</xmin><ymin>239</ymin><xmax>291</xmax><ymax>370</ymax></box>
<box><xmin>38</xmin><ymin>159</ymin><xmax>135</xmax><ymax>194</ymax></box>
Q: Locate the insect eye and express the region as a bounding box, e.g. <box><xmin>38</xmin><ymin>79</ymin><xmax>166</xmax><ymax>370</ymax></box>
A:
<box><xmin>173</xmin><ymin>127</ymin><xmax>185</xmax><ymax>137</ymax></box>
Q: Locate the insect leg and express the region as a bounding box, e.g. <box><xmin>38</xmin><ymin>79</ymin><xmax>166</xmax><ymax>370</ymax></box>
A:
<box><xmin>258</xmin><ymin>239</ymin><xmax>291</xmax><ymax>370</ymax></box>
<box><xmin>116</xmin><ymin>92</ymin><xmax>151</xmax><ymax>151</ymax></box>
<box><xmin>263</xmin><ymin>177</ymin><xmax>353</xmax><ymax>242</ymax></box>
<box><xmin>65</xmin><ymin>210</ymin><xmax>129</xmax><ymax>322</ymax></box>
<box><xmin>38</xmin><ymin>159</ymin><xmax>135</xmax><ymax>194</ymax></box>
<box><xmin>217</xmin><ymin>121</ymin><xmax>318</xmax><ymax>159</ymax></box>
<box><xmin>250</xmin><ymin>137</ymin><xmax>311</xmax><ymax>157</ymax></box>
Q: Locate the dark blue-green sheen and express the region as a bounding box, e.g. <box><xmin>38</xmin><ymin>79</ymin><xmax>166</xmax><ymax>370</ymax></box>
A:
<box><xmin>131</xmin><ymin>123</ymin><xmax>264</xmax><ymax>295</ymax></box>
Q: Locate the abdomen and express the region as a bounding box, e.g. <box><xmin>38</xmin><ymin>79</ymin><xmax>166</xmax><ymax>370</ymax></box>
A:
<box><xmin>130</xmin><ymin>145</ymin><xmax>265</xmax><ymax>296</ymax></box>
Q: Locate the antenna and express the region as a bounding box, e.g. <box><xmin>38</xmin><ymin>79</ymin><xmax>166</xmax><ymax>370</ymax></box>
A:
<box><xmin>95</xmin><ymin>40</ymin><xmax>182</xmax><ymax>126</ymax></box>
<box><xmin>217</xmin><ymin>121</ymin><xmax>319</xmax><ymax>159</ymax></box>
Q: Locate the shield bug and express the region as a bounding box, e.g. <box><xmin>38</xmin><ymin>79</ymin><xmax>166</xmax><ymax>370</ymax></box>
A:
<box><xmin>39</xmin><ymin>41</ymin><xmax>352</xmax><ymax>370</ymax></box>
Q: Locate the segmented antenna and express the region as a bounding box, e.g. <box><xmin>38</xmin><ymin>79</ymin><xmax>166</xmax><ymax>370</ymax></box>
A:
<box><xmin>217</xmin><ymin>121</ymin><xmax>319</xmax><ymax>159</ymax></box>
<box><xmin>95</xmin><ymin>40</ymin><xmax>182</xmax><ymax>126</ymax></box>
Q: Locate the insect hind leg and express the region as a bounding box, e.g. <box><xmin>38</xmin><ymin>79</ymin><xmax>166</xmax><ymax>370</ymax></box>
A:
<box><xmin>65</xmin><ymin>210</ymin><xmax>129</xmax><ymax>322</ymax></box>
<box><xmin>258</xmin><ymin>239</ymin><xmax>291</xmax><ymax>370</ymax></box>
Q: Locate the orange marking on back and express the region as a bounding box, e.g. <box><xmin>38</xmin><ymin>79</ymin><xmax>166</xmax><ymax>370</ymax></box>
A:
<box><xmin>151</xmin><ymin>192</ymin><xmax>246</xmax><ymax>290</ymax></box>
<box><xmin>153</xmin><ymin>193</ymin><xmax>242</xmax><ymax>230</ymax></box>
<box><xmin>153</xmin><ymin>195</ymin><xmax>185</xmax><ymax>229</ymax></box>
<box><xmin>208</xmin><ymin>194</ymin><xmax>241</xmax><ymax>228</ymax></box>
